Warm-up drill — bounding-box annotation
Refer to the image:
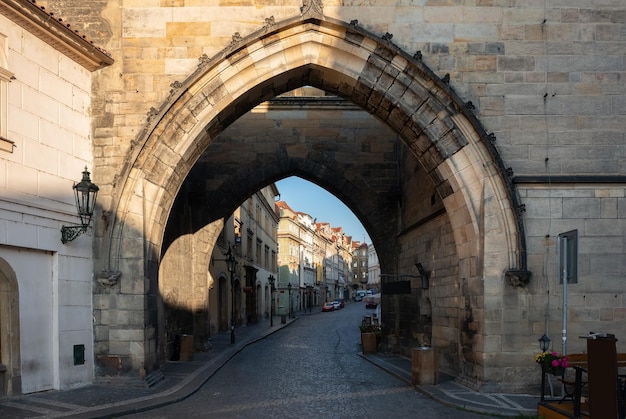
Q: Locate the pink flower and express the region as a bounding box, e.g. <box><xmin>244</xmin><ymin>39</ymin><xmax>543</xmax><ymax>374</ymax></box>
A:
<box><xmin>552</xmin><ymin>359</ymin><xmax>559</xmax><ymax>367</ymax></box>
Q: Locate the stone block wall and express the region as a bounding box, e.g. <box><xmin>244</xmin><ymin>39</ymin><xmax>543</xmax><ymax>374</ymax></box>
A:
<box><xmin>34</xmin><ymin>0</ymin><xmax>626</xmax><ymax>391</ymax></box>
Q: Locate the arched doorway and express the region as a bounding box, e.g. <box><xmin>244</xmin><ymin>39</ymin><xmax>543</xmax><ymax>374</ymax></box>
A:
<box><xmin>0</xmin><ymin>257</ymin><xmax>20</xmax><ymax>396</ymax></box>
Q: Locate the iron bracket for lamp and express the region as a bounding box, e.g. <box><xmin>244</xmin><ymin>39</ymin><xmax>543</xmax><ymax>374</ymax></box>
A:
<box><xmin>61</xmin><ymin>225</ymin><xmax>88</xmax><ymax>244</ymax></box>
<box><xmin>416</xmin><ymin>263</ymin><xmax>430</xmax><ymax>289</ymax></box>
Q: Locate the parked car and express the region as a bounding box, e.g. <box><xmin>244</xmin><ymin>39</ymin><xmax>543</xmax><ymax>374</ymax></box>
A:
<box><xmin>322</xmin><ymin>302</ymin><xmax>335</xmax><ymax>312</ymax></box>
<box><xmin>334</xmin><ymin>299</ymin><xmax>345</xmax><ymax>309</ymax></box>
<box><xmin>354</xmin><ymin>295</ymin><xmax>363</xmax><ymax>302</ymax></box>
<box><xmin>332</xmin><ymin>301</ymin><xmax>341</xmax><ymax>310</ymax></box>
<box><xmin>364</xmin><ymin>294</ymin><xmax>380</xmax><ymax>309</ymax></box>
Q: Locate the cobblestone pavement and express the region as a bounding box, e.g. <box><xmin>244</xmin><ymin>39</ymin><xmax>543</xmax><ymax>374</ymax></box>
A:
<box><xmin>0</xmin><ymin>302</ymin><xmax>539</xmax><ymax>418</ymax></box>
<box><xmin>125</xmin><ymin>304</ymin><xmax>492</xmax><ymax>419</ymax></box>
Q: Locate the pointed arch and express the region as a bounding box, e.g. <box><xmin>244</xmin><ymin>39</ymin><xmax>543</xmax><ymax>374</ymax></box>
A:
<box><xmin>96</xmin><ymin>15</ymin><xmax>527</xmax><ymax>382</ymax></box>
<box><xmin>103</xmin><ymin>16</ymin><xmax>524</xmax><ymax>280</ymax></box>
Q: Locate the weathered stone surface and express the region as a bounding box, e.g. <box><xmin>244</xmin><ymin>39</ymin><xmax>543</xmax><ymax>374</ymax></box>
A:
<box><xmin>25</xmin><ymin>1</ymin><xmax>623</xmax><ymax>394</ymax></box>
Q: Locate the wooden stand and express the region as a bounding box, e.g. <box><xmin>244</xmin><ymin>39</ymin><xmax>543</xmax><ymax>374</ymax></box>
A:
<box><xmin>412</xmin><ymin>347</ymin><xmax>438</xmax><ymax>385</ymax></box>
<box><xmin>361</xmin><ymin>332</ymin><xmax>377</xmax><ymax>354</ymax></box>
<box><xmin>587</xmin><ymin>336</ymin><xmax>618</xmax><ymax>418</ymax></box>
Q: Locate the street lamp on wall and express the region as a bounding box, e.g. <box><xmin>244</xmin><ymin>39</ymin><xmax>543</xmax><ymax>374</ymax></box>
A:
<box><xmin>61</xmin><ymin>167</ymin><xmax>99</xmax><ymax>244</ymax></box>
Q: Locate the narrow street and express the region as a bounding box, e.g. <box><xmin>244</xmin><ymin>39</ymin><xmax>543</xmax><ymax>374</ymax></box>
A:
<box><xmin>126</xmin><ymin>303</ymin><xmax>487</xmax><ymax>418</ymax></box>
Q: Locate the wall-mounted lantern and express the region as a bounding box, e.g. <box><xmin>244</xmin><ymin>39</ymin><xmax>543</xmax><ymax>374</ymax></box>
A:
<box><xmin>538</xmin><ymin>334</ymin><xmax>551</xmax><ymax>353</ymax></box>
<box><xmin>61</xmin><ymin>167</ymin><xmax>99</xmax><ymax>244</ymax></box>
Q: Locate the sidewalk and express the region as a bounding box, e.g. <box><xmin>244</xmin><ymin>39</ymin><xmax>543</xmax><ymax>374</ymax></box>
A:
<box><xmin>0</xmin><ymin>315</ymin><xmax>540</xmax><ymax>418</ymax></box>
<box><xmin>359</xmin><ymin>352</ymin><xmax>539</xmax><ymax>417</ymax></box>
<box><xmin>1</xmin><ymin>317</ymin><xmax>295</xmax><ymax>419</ymax></box>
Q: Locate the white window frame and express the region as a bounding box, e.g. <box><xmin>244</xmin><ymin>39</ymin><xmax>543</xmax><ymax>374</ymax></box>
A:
<box><xmin>0</xmin><ymin>32</ymin><xmax>14</xmax><ymax>153</ymax></box>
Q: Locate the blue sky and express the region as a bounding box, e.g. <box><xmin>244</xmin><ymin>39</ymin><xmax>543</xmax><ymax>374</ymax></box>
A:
<box><xmin>275</xmin><ymin>176</ymin><xmax>371</xmax><ymax>244</ymax></box>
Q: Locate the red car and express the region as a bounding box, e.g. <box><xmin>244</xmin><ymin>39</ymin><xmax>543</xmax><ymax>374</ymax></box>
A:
<box><xmin>322</xmin><ymin>302</ymin><xmax>335</xmax><ymax>312</ymax></box>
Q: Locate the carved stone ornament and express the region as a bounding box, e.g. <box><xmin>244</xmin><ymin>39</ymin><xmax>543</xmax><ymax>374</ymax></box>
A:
<box><xmin>505</xmin><ymin>270</ymin><xmax>531</xmax><ymax>287</ymax></box>
<box><xmin>225</xmin><ymin>32</ymin><xmax>243</xmax><ymax>52</ymax></box>
<box><xmin>146</xmin><ymin>106</ymin><xmax>159</xmax><ymax>124</ymax></box>
<box><xmin>97</xmin><ymin>270</ymin><xmax>122</xmax><ymax>287</ymax></box>
<box><xmin>263</xmin><ymin>16</ymin><xmax>276</xmax><ymax>31</ymax></box>
<box><xmin>301</xmin><ymin>0</ymin><xmax>324</xmax><ymax>19</ymax></box>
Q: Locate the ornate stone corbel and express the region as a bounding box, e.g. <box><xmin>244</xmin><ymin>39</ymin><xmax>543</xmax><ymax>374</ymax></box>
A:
<box><xmin>505</xmin><ymin>269</ymin><xmax>531</xmax><ymax>287</ymax></box>
<box><xmin>97</xmin><ymin>270</ymin><xmax>122</xmax><ymax>287</ymax></box>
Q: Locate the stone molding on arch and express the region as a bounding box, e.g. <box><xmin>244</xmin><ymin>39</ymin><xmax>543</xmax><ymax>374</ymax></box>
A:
<box><xmin>101</xmin><ymin>14</ymin><xmax>527</xmax><ymax>288</ymax></box>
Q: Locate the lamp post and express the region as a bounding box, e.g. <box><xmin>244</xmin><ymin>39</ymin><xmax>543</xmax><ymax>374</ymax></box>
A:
<box><xmin>268</xmin><ymin>275</ymin><xmax>275</xmax><ymax>327</ymax></box>
<box><xmin>287</xmin><ymin>282</ymin><xmax>292</xmax><ymax>318</ymax></box>
<box><xmin>226</xmin><ymin>247</ymin><xmax>237</xmax><ymax>345</ymax></box>
<box><xmin>61</xmin><ymin>167</ymin><xmax>99</xmax><ymax>243</ymax></box>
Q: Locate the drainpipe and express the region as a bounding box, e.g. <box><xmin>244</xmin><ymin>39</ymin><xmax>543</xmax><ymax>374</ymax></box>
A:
<box><xmin>561</xmin><ymin>235</ymin><xmax>568</xmax><ymax>355</ymax></box>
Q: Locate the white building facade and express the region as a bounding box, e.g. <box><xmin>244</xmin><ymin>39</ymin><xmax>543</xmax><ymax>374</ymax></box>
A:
<box><xmin>0</xmin><ymin>2</ymin><xmax>112</xmax><ymax>395</ymax></box>
<box><xmin>367</xmin><ymin>245</ymin><xmax>380</xmax><ymax>292</ymax></box>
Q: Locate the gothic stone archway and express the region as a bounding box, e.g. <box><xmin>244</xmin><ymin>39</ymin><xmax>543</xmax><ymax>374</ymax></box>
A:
<box><xmin>94</xmin><ymin>14</ymin><xmax>525</xmax><ymax>388</ymax></box>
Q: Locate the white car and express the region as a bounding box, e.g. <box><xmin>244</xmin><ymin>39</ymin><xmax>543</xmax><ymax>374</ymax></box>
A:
<box><xmin>332</xmin><ymin>301</ymin><xmax>341</xmax><ymax>310</ymax></box>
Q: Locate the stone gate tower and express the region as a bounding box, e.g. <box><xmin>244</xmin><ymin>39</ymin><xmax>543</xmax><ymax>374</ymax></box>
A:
<box><xmin>32</xmin><ymin>0</ymin><xmax>626</xmax><ymax>393</ymax></box>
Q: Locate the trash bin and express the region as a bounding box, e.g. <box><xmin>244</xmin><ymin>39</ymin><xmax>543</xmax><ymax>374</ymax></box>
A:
<box><xmin>412</xmin><ymin>346</ymin><xmax>438</xmax><ymax>385</ymax></box>
<box><xmin>179</xmin><ymin>334</ymin><xmax>194</xmax><ymax>362</ymax></box>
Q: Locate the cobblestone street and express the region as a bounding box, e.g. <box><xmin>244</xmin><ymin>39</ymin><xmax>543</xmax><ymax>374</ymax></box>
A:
<box><xmin>126</xmin><ymin>303</ymin><xmax>488</xmax><ymax>418</ymax></box>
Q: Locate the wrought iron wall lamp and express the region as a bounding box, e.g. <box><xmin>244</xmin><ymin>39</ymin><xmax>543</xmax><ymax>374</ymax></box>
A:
<box><xmin>61</xmin><ymin>167</ymin><xmax>99</xmax><ymax>243</ymax></box>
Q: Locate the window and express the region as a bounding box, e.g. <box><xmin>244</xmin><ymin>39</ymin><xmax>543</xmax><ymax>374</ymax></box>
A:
<box><xmin>246</xmin><ymin>231</ymin><xmax>253</xmax><ymax>259</ymax></box>
<box><xmin>559</xmin><ymin>230</ymin><xmax>578</xmax><ymax>284</ymax></box>
<box><xmin>0</xmin><ymin>33</ymin><xmax>14</xmax><ymax>153</ymax></box>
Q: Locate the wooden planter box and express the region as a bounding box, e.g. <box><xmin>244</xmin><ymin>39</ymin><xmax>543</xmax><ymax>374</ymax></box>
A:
<box><xmin>361</xmin><ymin>332</ymin><xmax>377</xmax><ymax>354</ymax></box>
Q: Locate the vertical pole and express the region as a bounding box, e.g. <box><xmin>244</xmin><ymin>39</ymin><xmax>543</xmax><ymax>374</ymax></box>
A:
<box><xmin>561</xmin><ymin>236</ymin><xmax>568</xmax><ymax>355</ymax></box>
<box><xmin>230</xmin><ymin>251</ymin><xmax>236</xmax><ymax>345</ymax></box>
<box><xmin>231</xmin><ymin>275</ymin><xmax>235</xmax><ymax>344</ymax></box>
